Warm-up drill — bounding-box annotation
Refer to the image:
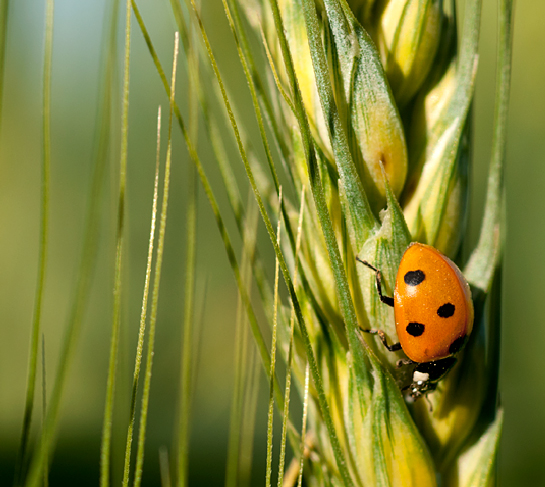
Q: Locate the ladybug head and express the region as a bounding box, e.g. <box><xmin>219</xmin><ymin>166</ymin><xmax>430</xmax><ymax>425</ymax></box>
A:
<box><xmin>404</xmin><ymin>356</ymin><xmax>457</xmax><ymax>400</ymax></box>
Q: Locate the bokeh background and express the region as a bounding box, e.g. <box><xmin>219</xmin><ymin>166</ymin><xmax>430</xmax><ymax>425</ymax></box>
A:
<box><xmin>0</xmin><ymin>0</ymin><xmax>542</xmax><ymax>485</ymax></box>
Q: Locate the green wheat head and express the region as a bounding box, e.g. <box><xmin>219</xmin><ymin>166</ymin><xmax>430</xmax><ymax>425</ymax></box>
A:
<box><xmin>231</xmin><ymin>0</ymin><xmax>510</xmax><ymax>485</ymax></box>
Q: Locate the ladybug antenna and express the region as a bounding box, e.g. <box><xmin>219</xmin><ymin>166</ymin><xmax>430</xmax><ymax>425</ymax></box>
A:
<box><xmin>356</xmin><ymin>256</ymin><xmax>377</xmax><ymax>272</ymax></box>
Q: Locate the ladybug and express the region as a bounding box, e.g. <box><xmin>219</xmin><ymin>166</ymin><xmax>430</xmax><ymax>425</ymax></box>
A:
<box><xmin>357</xmin><ymin>242</ymin><xmax>474</xmax><ymax>400</ymax></box>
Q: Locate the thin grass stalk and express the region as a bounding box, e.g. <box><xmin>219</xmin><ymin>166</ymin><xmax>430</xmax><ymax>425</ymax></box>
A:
<box><xmin>187</xmin><ymin>0</ymin><xmax>199</xmax><ymax>144</ymax></box>
<box><xmin>121</xmin><ymin>107</ymin><xmax>162</xmax><ymax>487</ymax></box>
<box><xmin>23</xmin><ymin>2</ymin><xmax>120</xmax><ymax>485</ymax></box>
<box><xmin>190</xmin><ymin>283</ymin><xmax>207</xmax><ymax>396</ymax></box>
<box><xmin>15</xmin><ymin>1</ymin><xmax>53</xmax><ymax>483</ymax></box>
<box><xmin>187</xmin><ymin>0</ymin><xmax>352</xmax><ymax>481</ymax></box>
<box><xmin>209</xmin><ymin>138</ymin><xmax>279</xmax><ymax>332</ymax></box>
<box><xmin>0</xmin><ymin>0</ymin><xmax>10</xmax><ymax>132</ymax></box>
<box><xmin>277</xmin><ymin>186</ymin><xmax>306</xmax><ymax>486</ymax></box>
<box><xmin>159</xmin><ymin>447</ymin><xmax>172</xmax><ymax>487</ymax></box>
<box><xmin>41</xmin><ymin>335</ymin><xmax>47</xmax><ymax>487</ymax></box>
<box><xmin>203</xmin><ymin>114</ymin><xmax>278</xmax><ymax>328</ymax></box>
<box><xmin>173</xmin><ymin>0</ymin><xmax>290</xmax><ymax>193</ymax></box>
<box><xmin>258</xmin><ymin>27</ymin><xmax>295</xmax><ymax>113</ymax></box>
<box><xmin>225</xmin><ymin>197</ymin><xmax>259</xmax><ymax>487</ymax></box>
<box><xmin>100</xmin><ymin>1</ymin><xmax>132</xmax><ymax>484</ymax></box>
<box><xmin>133</xmin><ymin>32</ymin><xmax>179</xmax><ymax>487</ymax></box>
<box><xmin>297</xmin><ymin>362</ymin><xmax>310</xmax><ymax>487</ymax></box>
<box><xmin>177</xmin><ymin>28</ymin><xmax>198</xmax><ymax>483</ymax></box>
<box><xmin>238</xmin><ymin>345</ymin><xmax>261</xmax><ymax>487</ymax></box>
<box><xmin>265</xmin><ymin>187</ymin><xmax>283</xmax><ymax>487</ymax></box>
<box><xmin>169</xmin><ymin>1</ymin><xmax>189</xmax><ymax>54</ymax></box>
<box><xmin>224</xmin><ymin>275</ymin><xmax>248</xmax><ymax>487</ymax></box>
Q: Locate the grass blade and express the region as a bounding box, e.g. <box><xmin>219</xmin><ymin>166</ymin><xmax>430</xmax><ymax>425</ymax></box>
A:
<box><xmin>133</xmin><ymin>32</ymin><xmax>180</xmax><ymax>487</ymax></box>
<box><xmin>265</xmin><ymin>188</ymin><xmax>282</xmax><ymax>487</ymax></box>
<box><xmin>177</xmin><ymin>26</ymin><xmax>198</xmax><ymax>481</ymax></box>
<box><xmin>277</xmin><ymin>186</ymin><xmax>305</xmax><ymax>487</ymax></box>
<box><xmin>297</xmin><ymin>362</ymin><xmax>310</xmax><ymax>487</ymax></box>
<box><xmin>454</xmin><ymin>0</ymin><xmax>514</xmax><ymax>472</ymax></box>
<box><xmin>16</xmin><ymin>0</ymin><xmax>53</xmax><ymax>482</ymax></box>
<box><xmin>100</xmin><ymin>0</ymin><xmax>132</xmax><ymax>484</ymax></box>
<box><xmin>121</xmin><ymin>107</ymin><xmax>162</xmax><ymax>487</ymax></box>
<box><xmin>465</xmin><ymin>0</ymin><xmax>513</xmax><ymax>293</ymax></box>
<box><xmin>159</xmin><ymin>447</ymin><xmax>172</xmax><ymax>487</ymax></box>
<box><xmin>238</xmin><ymin>345</ymin><xmax>261</xmax><ymax>487</ymax></box>
<box><xmin>0</xmin><ymin>0</ymin><xmax>10</xmax><ymax>132</ymax></box>
<box><xmin>258</xmin><ymin>25</ymin><xmax>295</xmax><ymax>114</ymax></box>
<box><xmin>41</xmin><ymin>335</ymin><xmax>48</xmax><ymax>487</ymax></box>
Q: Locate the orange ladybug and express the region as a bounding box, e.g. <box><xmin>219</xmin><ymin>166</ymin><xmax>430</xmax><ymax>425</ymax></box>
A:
<box><xmin>358</xmin><ymin>242</ymin><xmax>474</xmax><ymax>399</ymax></box>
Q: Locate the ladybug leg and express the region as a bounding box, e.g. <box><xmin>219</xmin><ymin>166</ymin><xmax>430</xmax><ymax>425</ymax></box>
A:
<box><xmin>356</xmin><ymin>257</ymin><xmax>394</xmax><ymax>307</ymax></box>
<box><xmin>359</xmin><ymin>328</ymin><xmax>402</xmax><ymax>352</ymax></box>
<box><xmin>396</xmin><ymin>358</ymin><xmax>416</xmax><ymax>368</ymax></box>
<box><xmin>424</xmin><ymin>395</ymin><xmax>434</xmax><ymax>412</ymax></box>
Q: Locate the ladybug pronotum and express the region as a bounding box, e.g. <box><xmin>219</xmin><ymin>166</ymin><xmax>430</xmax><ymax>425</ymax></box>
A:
<box><xmin>358</xmin><ymin>242</ymin><xmax>474</xmax><ymax>400</ymax></box>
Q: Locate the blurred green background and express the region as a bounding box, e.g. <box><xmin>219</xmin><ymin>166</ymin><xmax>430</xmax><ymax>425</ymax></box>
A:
<box><xmin>0</xmin><ymin>0</ymin><xmax>541</xmax><ymax>485</ymax></box>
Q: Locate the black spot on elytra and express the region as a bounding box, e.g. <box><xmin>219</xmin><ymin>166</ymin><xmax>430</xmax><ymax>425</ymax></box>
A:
<box><xmin>404</xmin><ymin>270</ymin><xmax>425</xmax><ymax>286</ymax></box>
<box><xmin>449</xmin><ymin>335</ymin><xmax>467</xmax><ymax>355</ymax></box>
<box><xmin>437</xmin><ymin>303</ymin><xmax>455</xmax><ymax>318</ymax></box>
<box><xmin>406</xmin><ymin>322</ymin><xmax>425</xmax><ymax>337</ymax></box>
